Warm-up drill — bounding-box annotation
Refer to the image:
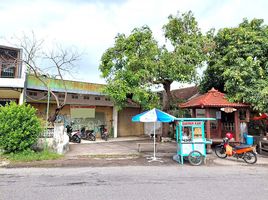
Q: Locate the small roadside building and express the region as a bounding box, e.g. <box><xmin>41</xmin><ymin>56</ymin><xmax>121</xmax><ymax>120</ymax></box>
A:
<box><xmin>179</xmin><ymin>88</ymin><xmax>250</xmax><ymax>142</ymax></box>
<box><xmin>25</xmin><ymin>75</ymin><xmax>143</xmax><ymax>138</ymax></box>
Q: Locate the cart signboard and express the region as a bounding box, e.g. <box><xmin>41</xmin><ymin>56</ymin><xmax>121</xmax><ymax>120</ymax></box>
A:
<box><xmin>182</xmin><ymin>121</ymin><xmax>203</xmax><ymax>126</ymax></box>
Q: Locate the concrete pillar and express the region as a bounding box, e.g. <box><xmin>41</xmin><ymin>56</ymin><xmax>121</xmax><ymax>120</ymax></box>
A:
<box><xmin>205</xmin><ymin>108</ymin><xmax>211</xmax><ymax>139</ymax></box>
<box><xmin>112</xmin><ymin>106</ymin><xmax>118</xmax><ymax>138</ymax></box>
<box><xmin>217</xmin><ymin>118</ymin><xmax>222</xmax><ymax>138</ymax></box>
<box><xmin>192</xmin><ymin>108</ymin><xmax>196</xmax><ymax>117</ymax></box>
<box><xmin>18</xmin><ymin>89</ymin><xmax>25</xmax><ymax>105</ymax></box>
<box><xmin>205</xmin><ymin>108</ymin><xmax>212</xmax><ymax>153</ymax></box>
<box><xmin>19</xmin><ymin>69</ymin><xmax>27</xmax><ymax>105</ymax></box>
<box><xmin>234</xmin><ymin>111</ymin><xmax>240</xmax><ymax>142</ymax></box>
<box><xmin>53</xmin><ymin>123</ymin><xmax>69</xmax><ymax>154</ymax></box>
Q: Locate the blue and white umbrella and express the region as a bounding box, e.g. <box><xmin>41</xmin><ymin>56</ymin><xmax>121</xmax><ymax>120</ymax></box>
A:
<box><xmin>132</xmin><ymin>108</ymin><xmax>176</xmax><ymax>161</ymax></box>
<box><xmin>132</xmin><ymin>108</ymin><xmax>176</xmax><ymax>123</ymax></box>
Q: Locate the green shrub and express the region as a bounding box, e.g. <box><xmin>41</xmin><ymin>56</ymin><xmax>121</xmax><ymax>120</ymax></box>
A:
<box><xmin>0</xmin><ymin>102</ymin><xmax>42</xmax><ymax>153</ymax></box>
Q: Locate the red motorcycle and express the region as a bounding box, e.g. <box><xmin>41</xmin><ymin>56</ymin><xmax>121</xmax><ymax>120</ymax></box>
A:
<box><xmin>215</xmin><ymin>133</ymin><xmax>257</xmax><ymax>164</ymax></box>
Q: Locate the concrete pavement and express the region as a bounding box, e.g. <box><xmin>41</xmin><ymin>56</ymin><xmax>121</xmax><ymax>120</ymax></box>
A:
<box><xmin>67</xmin><ymin>137</ymin><xmax>268</xmax><ymax>166</ymax></box>
<box><xmin>66</xmin><ymin>137</ymin><xmax>176</xmax><ymax>158</ymax></box>
<box><xmin>1</xmin><ymin>137</ymin><xmax>268</xmax><ymax>167</ymax></box>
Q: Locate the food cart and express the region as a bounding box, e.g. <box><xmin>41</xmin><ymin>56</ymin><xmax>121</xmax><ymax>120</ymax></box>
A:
<box><xmin>173</xmin><ymin>118</ymin><xmax>215</xmax><ymax>165</ymax></box>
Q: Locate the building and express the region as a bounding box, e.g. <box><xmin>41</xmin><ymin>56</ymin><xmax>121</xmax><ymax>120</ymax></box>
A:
<box><xmin>0</xmin><ymin>45</ymin><xmax>25</xmax><ymax>106</ymax></box>
<box><xmin>25</xmin><ymin>75</ymin><xmax>143</xmax><ymax>138</ymax></box>
<box><xmin>170</xmin><ymin>86</ymin><xmax>199</xmax><ymax>101</ymax></box>
<box><xmin>179</xmin><ymin>88</ymin><xmax>250</xmax><ymax>142</ymax></box>
<box><xmin>0</xmin><ymin>44</ymin><xmax>144</xmax><ymax>138</ymax></box>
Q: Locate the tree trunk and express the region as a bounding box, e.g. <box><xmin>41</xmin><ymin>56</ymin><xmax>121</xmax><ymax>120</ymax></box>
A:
<box><xmin>163</xmin><ymin>81</ymin><xmax>172</xmax><ymax>112</ymax></box>
<box><xmin>48</xmin><ymin>105</ymin><xmax>65</xmax><ymax>124</ymax></box>
<box><xmin>162</xmin><ymin>80</ymin><xmax>172</xmax><ymax>138</ymax></box>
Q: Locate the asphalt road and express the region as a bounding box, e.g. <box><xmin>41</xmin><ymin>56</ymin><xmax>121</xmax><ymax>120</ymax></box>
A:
<box><xmin>0</xmin><ymin>165</ymin><xmax>268</xmax><ymax>200</ymax></box>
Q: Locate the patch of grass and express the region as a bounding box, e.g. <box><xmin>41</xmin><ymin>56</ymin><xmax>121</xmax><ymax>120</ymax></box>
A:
<box><xmin>4</xmin><ymin>150</ymin><xmax>63</xmax><ymax>162</ymax></box>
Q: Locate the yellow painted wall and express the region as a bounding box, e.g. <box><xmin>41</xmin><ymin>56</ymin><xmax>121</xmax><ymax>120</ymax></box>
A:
<box><xmin>118</xmin><ymin>107</ymin><xmax>144</xmax><ymax>136</ymax></box>
<box><xmin>96</xmin><ymin>106</ymin><xmax>113</xmax><ymax>131</ymax></box>
<box><xmin>0</xmin><ymin>90</ymin><xmax>21</xmax><ymax>99</ymax></box>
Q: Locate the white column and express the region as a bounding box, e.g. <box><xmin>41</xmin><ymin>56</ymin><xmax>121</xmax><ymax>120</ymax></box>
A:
<box><xmin>18</xmin><ymin>89</ymin><xmax>25</xmax><ymax>105</ymax></box>
<box><xmin>112</xmin><ymin>106</ymin><xmax>118</xmax><ymax>138</ymax></box>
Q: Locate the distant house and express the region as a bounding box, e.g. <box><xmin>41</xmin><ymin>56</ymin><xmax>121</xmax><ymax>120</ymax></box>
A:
<box><xmin>161</xmin><ymin>86</ymin><xmax>199</xmax><ymax>107</ymax></box>
<box><xmin>171</xmin><ymin>86</ymin><xmax>199</xmax><ymax>101</ymax></box>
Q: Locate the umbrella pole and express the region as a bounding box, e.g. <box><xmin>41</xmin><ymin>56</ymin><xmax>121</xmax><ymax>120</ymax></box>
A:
<box><xmin>147</xmin><ymin>122</ymin><xmax>162</xmax><ymax>162</ymax></box>
<box><xmin>153</xmin><ymin>122</ymin><xmax>156</xmax><ymax>159</ymax></box>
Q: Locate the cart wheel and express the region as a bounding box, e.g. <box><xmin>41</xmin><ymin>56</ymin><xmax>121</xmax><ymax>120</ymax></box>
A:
<box><xmin>188</xmin><ymin>150</ymin><xmax>203</xmax><ymax>166</ymax></box>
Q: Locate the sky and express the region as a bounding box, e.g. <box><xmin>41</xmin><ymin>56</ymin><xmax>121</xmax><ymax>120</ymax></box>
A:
<box><xmin>1</xmin><ymin>0</ymin><xmax>268</xmax><ymax>89</ymax></box>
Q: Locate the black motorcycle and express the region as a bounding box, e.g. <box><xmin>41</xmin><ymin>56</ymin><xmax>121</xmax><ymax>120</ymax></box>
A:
<box><xmin>80</xmin><ymin>127</ymin><xmax>96</xmax><ymax>141</ymax></box>
<box><xmin>66</xmin><ymin>123</ymin><xmax>81</xmax><ymax>143</ymax></box>
<box><xmin>99</xmin><ymin>125</ymin><xmax>108</xmax><ymax>141</ymax></box>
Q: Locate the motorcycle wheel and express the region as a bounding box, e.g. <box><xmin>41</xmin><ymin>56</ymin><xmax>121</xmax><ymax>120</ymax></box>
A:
<box><xmin>215</xmin><ymin>145</ymin><xmax>227</xmax><ymax>159</ymax></box>
<box><xmin>89</xmin><ymin>135</ymin><xmax>96</xmax><ymax>141</ymax></box>
<box><xmin>243</xmin><ymin>151</ymin><xmax>257</xmax><ymax>164</ymax></box>
<box><xmin>73</xmin><ymin>135</ymin><xmax>81</xmax><ymax>143</ymax></box>
<box><xmin>188</xmin><ymin>150</ymin><xmax>203</xmax><ymax>166</ymax></box>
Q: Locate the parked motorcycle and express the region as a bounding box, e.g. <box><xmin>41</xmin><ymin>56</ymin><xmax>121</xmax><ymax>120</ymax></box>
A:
<box><xmin>99</xmin><ymin>125</ymin><xmax>108</xmax><ymax>141</ymax></box>
<box><xmin>215</xmin><ymin>132</ymin><xmax>257</xmax><ymax>164</ymax></box>
<box><xmin>80</xmin><ymin>127</ymin><xmax>96</xmax><ymax>141</ymax></box>
<box><xmin>66</xmin><ymin>123</ymin><xmax>81</xmax><ymax>143</ymax></box>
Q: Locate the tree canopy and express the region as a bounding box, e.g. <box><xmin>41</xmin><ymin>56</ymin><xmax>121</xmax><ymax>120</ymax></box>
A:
<box><xmin>100</xmin><ymin>11</ymin><xmax>210</xmax><ymax>112</ymax></box>
<box><xmin>200</xmin><ymin>18</ymin><xmax>268</xmax><ymax>112</ymax></box>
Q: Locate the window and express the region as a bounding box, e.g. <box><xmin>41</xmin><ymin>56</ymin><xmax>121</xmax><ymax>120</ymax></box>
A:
<box><xmin>105</xmin><ymin>97</ymin><xmax>110</xmax><ymax>101</ymax></box>
<box><xmin>84</xmin><ymin>96</ymin><xmax>90</xmax><ymax>100</ymax></box>
<box><xmin>210</xmin><ymin>122</ymin><xmax>217</xmax><ymax>129</ymax></box>
<box><xmin>196</xmin><ymin>109</ymin><xmax>205</xmax><ymax>118</ymax></box>
<box><xmin>1</xmin><ymin>64</ymin><xmax>15</xmax><ymax>78</ymax></box>
<box><xmin>29</xmin><ymin>91</ymin><xmax>37</xmax><ymax>96</ymax></box>
<box><xmin>95</xmin><ymin>96</ymin><xmax>101</xmax><ymax>100</ymax></box>
<box><xmin>223</xmin><ymin>122</ymin><xmax>234</xmax><ymax>131</ymax></box>
<box><xmin>72</xmin><ymin>95</ymin><xmax>78</xmax><ymax>99</ymax></box>
<box><xmin>239</xmin><ymin>110</ymin><xmax>246</xmax><ymax>120</ymax></box>
<box><xmin>59</xmin><ymin>94</ymin><xmax>65</xmax><ymax>99</ymax></box>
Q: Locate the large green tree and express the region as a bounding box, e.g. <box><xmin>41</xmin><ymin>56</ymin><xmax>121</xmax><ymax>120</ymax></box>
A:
<box><xmin>100</xmin><ymin>11</ymin><xmax>210</xmax><ymax>114</ymax></box>
<box><xmin>200</xmin><ymin>19</ymin><xmax>268</xmax><ymax>112</ymax></box>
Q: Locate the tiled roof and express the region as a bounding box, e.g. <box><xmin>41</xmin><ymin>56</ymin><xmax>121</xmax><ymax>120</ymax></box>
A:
<box><xmin>179</xmin><ymin>88</ymin><xmax>249</xmax><ymax>108</ymax></box>
<box><xmin>171</xmin><ymin>86</ymin><xmax>198</xmax><ymax>100</ymax></box>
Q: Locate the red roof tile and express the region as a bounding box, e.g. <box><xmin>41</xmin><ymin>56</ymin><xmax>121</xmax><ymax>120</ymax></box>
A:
<box><xmin>179</xmin><ymin>88</ymin><xmax>249</xmax><ymax>108</ymax></box>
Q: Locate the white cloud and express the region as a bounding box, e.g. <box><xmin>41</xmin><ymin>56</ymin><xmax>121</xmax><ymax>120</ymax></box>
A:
<box><xmin>1</xmin><ymin>0</ymin><xmax>268</xmax><ymax>86</ymax></box>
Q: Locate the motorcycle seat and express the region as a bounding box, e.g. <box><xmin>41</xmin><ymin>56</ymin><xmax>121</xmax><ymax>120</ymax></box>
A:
<box><xmin>234</xmin><ymin>144</ymin><xmax>252</xmax><ymax>149</ymax></box>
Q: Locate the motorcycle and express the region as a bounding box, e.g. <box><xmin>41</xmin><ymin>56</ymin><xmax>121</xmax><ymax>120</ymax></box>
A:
<box><xmin>99</xmin><ymin>125</ymin><xmax>108</xmax><ymax>141</ymax></box>
<box><xmin>66</xmin><ymin>123</ymin><xmax>81</xmax><ymax>143</ymax></box>
<box><xmin>215</xmin><ymin>132</ymin><xmax>257</xmax><ymax>164</ymax></box>
<box><xmin>80</xmin><ymin>127</ymin><xmax>96</xmax><ymax>141</ymax></box>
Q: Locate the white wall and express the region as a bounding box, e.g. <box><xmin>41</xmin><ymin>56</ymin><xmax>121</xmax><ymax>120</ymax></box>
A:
<box><xmin>0</xmin><ymin>78</ymin><xmax>25</xmax><ymax>88</ymax></box>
